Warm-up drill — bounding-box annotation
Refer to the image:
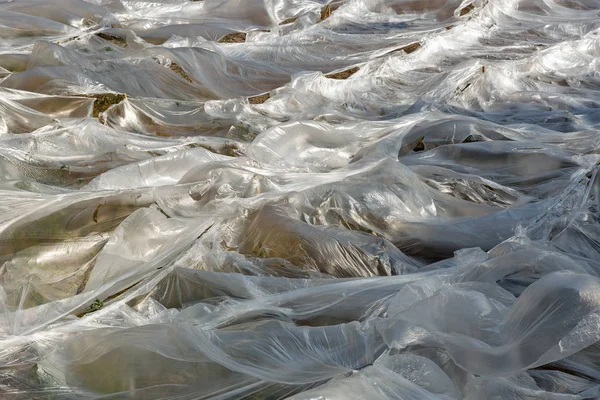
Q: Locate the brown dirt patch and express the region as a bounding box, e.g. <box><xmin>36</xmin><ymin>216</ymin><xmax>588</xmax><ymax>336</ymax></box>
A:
<box><xmin>384</xmin><ymin>42</ymin><xmax>421</xmax><ymax>57</ymax></box>
<box><xmin>325</xmin><ymin>66</ymin><xmax>359</xmax><ymax>80</ymax></box>
<box><xmin>320</xmin><ymin>3</ymin><xmax>341</xmax><ymax>21</ymax></box>
<box><xmin>86</xmin><ymin>93</ymin><xmax>126</xmax><ymax>118</ymax></box>
<box><xmin>189</xmin><ymin>142</ymin><xmax>243</xmax><ymax>157</ymax></box>
<box><xmin>400</xmin><ymin>42</ymin><xmax>421</xmax><ymax>53</ymax></box>
<box><xmin>280</xmin><ymin>17</ymin><xmax>298</xmax><ymax>25</ymax></box>
<box><xmin>169</xmin><ymin>63</ymin><xmax>193</xmax><ymax>82</ymax></box>
<box><xmin>218</xmin><ymin>32</ymin><xmax>247</xmax><ymax>43</ymax></box>
<box><xmin>96</xmin><ymin>32</ymin><xmax>127</xmax><ymax>47</ymax></box>
<box><xmin>459</xmin><ymin>4</ymin><xmax>475</xmax><ymax>16</ymax></box>
<box><xmin>248</xmin><ymin>93</ymin><xmax>271</xmax><ymax>104</ymax></box>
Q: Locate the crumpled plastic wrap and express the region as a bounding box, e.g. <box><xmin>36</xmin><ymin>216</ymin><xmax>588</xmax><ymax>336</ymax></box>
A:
<box><xmin>2</xmin><ymin>0</ymin><xmax>600</xmax><ymax>399</ymax></box>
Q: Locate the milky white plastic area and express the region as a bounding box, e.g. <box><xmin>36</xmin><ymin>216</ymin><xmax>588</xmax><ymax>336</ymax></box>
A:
<box><xmin>1</xmin><ymin>0</ymin><xmax>600</xmax><ymax>398</ymax></box>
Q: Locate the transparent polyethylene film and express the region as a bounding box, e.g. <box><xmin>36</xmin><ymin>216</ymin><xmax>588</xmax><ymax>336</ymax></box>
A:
<box><xmin>2</xmin><ymin>0</ymin><xmax>600</xmax><ymax>399</ymax></box>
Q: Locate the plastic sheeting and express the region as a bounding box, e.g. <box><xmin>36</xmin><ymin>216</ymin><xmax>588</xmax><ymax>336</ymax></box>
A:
<box><xmin>2</xmin><ymin>0</ymin><xmax>600</xmax><ymax>398</ymax></box>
